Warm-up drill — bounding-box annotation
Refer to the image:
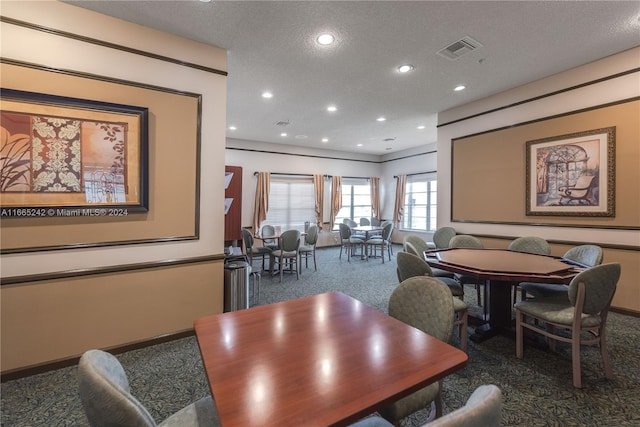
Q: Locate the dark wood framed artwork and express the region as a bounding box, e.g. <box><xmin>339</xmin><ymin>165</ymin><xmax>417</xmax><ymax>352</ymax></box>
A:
<box><xmin>1</xmin><ymin>88</ymin><xmax>148</xmax><ymax>218</ymax></box>
<box><xmin>525</xmin><ymin>127</ymin><xmax>615</xmax><ymax>217</ymax></box>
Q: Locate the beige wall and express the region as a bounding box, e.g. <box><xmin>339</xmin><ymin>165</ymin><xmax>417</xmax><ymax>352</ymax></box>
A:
<box><xmin>438</xmin><ymin>48</ymin><xmax>640</xmax><ymax>312</ymax></box>
<box><xmin>1</xmin><ymin>1</ymin><xmax>227</xmax><ymax>372</ymax></box>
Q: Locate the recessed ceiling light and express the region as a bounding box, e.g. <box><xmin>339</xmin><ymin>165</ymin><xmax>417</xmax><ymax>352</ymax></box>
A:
<box><xmin>454</xmin><ymin>85</ymin><xmax>466</xmax><ymax>92</ymax></box>
<box><xmin>327</xmin><ymin>105</ymin><xmax>337</xmax><ymax>112</ymax></box>
<box><xmin>417</xmin><ymin>125</ymin><xmax>425</xmax><ymax>130</ymax></box>
<box><xmin>317</xmin><ymin>33</ymin><xmax>335</xmax><ymax>45</ymax></box>
<box><xmin>397</xmin><ymin>64</ymin><xmax>414</xmax><ymax>73</ymax></box>
<box><xmin>262</xmin><ymin>91</ymin><xmax>273</xmax><ymax>98</ymax></box>
<box><xmin>280</xmin><ymin>133</ymin><xmax>287</xmax><ymax>137</ymax></box>
<box><xmin>357</xmin><ymin>143</ymin><xmax>363</xmax><ymax>147</ymax></box>
<box><xmin>376</xmin><ymin>117</ymin><xmax>386</xmax><ymax>122</ymax></box>
<box><xmin>228</xmin><ymin>126</ymin><xmax>237</xmax><ymax>131</ymax></box>
<box><xmin>322</xmin><ymin>138</ymin><xmax>329</xmax><ymax>143</ymax></box>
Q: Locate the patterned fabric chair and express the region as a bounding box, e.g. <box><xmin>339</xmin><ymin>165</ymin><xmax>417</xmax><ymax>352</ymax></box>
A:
<box><xmin>379</xmin><ymin>276</ymin><xmax>455</xmax><ymax>425</ymax></box>
<box><xmin>359</xmin><ymin>217</ymin><xmax>371</xmax><ymax>226</ymax></box>
<box><xmin>404</xmin><ymin>235</ymin><xmax>454</xmax><ymax>278</ymax></box>
<box><xmin>298</xmin><ymin>225</ymin><xmax>318</xmax><ymax>272</ymax></box>
<box><xmin>269</xmin><ymin>229</ymin><xmax>301</xmax><ymax>282</ymax></box>
<box><xmin>515</xmin><ymin>263</ymin><xmax>621</xmax><ymax>388</ymax></box>
<box><xmin>350</xmin><ymin>384</ymin><xmax>502</xmax><ymax>427</ymax></box>
<box><xmin>260</xmin><ymin>224</ymin><xmax>280</xmax><ymax>250</ymax></box>
<box><xmin>426</xmin><ymin>226</ymin><xmax>457</xmax><ymax>249</ymax></box>
<box><xmin>449</xmin><ymin>235</ymin><xmax>486</xmax><ymax>312</ymax></box>
<box><xmin>339</xmin><ymin>223</ymin><xmax>364</xmax><ymax>262</ymax></box>
<box><xmin>397</xmin><ymin>252</ymin><xmax>468</xmax><ymax>352</ymax></box>
<box><xmin>365</xmin><ymin>221</ymin><xmax>394</xmax><ymax>262</ymax></box>
<box><xmin>78</xmin><ymin>349</ymin><xmax>219</xmax><ymax>427</ymax></box>
<box><xmin>507</xmin><ymin>236</ymin><xmax>551</xmax><ymax>304</ymax></box>
<box><xmin>242</xmin><ymin>228</ymin><xmax>272</xmax><ymax>271</ymax></box>
<box><xmin>508</xmin><ymin>236</ymin><xmax>550</xmax><ymax>255</ymax></box>
<box><xmin>519</xmin><ymin>245</ymin><xmax>603</xmax><ymax>300</ymax></box>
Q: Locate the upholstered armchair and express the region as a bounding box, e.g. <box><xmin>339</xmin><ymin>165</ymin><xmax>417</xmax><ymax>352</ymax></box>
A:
<box><xmin>78</xmin><ymin>349</ymin><xmax>219</xmax><ymax>427</ymax></box>
<box><xmin>515</xmin><ymin>263</ymin><xmax>621</xmax><ymax>388</ymax></box>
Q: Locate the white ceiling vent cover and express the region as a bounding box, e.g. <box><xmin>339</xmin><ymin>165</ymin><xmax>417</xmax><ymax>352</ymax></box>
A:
<box><xmin>274</xmin><ymin>120</ymin><xmax>290</xmax><ymax>127</ymax></box>
<box><xmin>437</xmin><ymin>36</ymin><xmax>482</xmax><ymax>60</ymax></box>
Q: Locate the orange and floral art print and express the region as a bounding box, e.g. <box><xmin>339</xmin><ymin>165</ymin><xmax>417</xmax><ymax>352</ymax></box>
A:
<box><xmin>0</xmin><ymin>89</ymin><xmax>148</xmax><ymax>218</ymax></box>
<box><xmin>525</xmin><ymin>127</ymin><xmax>615</xmax><ymax>217</ymax></box>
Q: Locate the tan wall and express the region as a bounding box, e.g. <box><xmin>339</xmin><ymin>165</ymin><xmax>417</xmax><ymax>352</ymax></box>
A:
<box><xmin>1</xmin><ymin>1</ymin><xmax>228</xmax><ymax>372</ymax></box>
<box><xmin>1</xmin><ymin>261</ymin><xmax>224</xmax><ymax>372</ymax></box>
<box><xmin>437</xmin><ymin>48</ymin><xmax>640</xmax><ymax>313</ymax></box>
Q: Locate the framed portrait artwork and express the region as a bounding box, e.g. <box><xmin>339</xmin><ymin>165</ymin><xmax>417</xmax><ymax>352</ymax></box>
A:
<box><xmin>525</xmin><ymin>127</ymin><xmax>615</xmax><ymax>217</ymax></box>
<box><xmin>0</xmin><ymin>88</ymin><xmax>148</xmax><ymax>218</ymax></box>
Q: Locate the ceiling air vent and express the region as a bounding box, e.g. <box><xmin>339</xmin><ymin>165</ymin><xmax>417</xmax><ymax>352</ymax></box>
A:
<box><xmin>274</xmin><ymin>120</ymin><xmax>290</xmax><ymax>127</ymax></box>
<box><xmin>437</xmin><ymin>36</ymin><xmax>482</xmax><ymax>60</ymax></box>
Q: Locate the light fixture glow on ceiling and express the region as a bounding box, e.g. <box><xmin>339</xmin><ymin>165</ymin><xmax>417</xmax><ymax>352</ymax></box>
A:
<box><xmin>280</xmin><ymin>133</ymin><xmax>287</xmax><ymax>137</ymax></box>
<box><xmin>322</xmin><ymin>138</ymin><xmax>329</xmax><ymax>142</ymax></box>
<box><xmin>357</xmin><ymin>143</ymin><xmax>363</xmax><ymax>147</ymax></box>
<box><xmin>397</xmin><ymin>64</ymin><xmax>414</xmax><ymax>73</ymax></box>
<box><xmin>454</xmin><ymin>85</ymin><xmax>466</xmax><ymax>92</ymax></box>
<box><xmin>317</xmin><ymin>33</ymin><xmax>335</xmax><ymax>45</ymax></box>
<box><xmin>228</xmin><ymin>126</ymin><xmax>237</xmax><ymax>131</ymax></box>
<box><xmin>417</xmin><ymin>125</ymin><xmax>425</xmax><ymax>130</ymax></box>
<box><xmin>262</xmin><ymin>91</ymin><xmax>273</xmax><ymax>98</ymax></box>
<box><xmin>376</xmin><ymin>117</ymin><xmax>386</xmax><ymax>122</ymax></box>
<box><xmin>327</xmin><ymin>105</ymin><xmax>337</xmax><ymax>112</ymax></box>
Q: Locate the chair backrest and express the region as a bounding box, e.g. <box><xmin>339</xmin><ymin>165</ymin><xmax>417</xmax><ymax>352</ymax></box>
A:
<box><xmin>304</xmin><ymin>225</ymin><xmax>319</xmax><ymax>245</ymax></box>
<box><xmin>339</xmin><ymin>223</ymin><xmax>352</xmax><ymax>240</ymax></box>
<box><xmin>261</xmin><ymin>224</ymin><xmax>277</xmax><ymax>244</ymax></box>
<box><xmin>404</xmin><ymin>235</ymin><xmax>430</xmax><ymax>255</ymax></box>
<box><xmin>508</xmin><ymin>236</ymin><xmax>550</xmax><ymax>255</ymax></box>
<box><xmin>343</xmin><ymin>218</ymin><xmax>358</xmax><ymax>228</ymax></box>
<box><xmin>241</xmin><ymin>228</ymin><xmax>254</xmax><ymax>251</ymax></box>
<box><xmin>78</xmin><ymin>349</ymin><xmax>157</xmax><ymax>427</ymax></box>
<box><xmin>360</xmin><ymin>217</ymin><xmax>371</xmax><ymax>226</ymax></box>
<box><xmin>389</xmin><ymin>276</ymin><xmax>454</xmax><ymax>343</ymax></box>
<box><xmin>397</xmin><ymin>252</ymin><xmax>433</xmax><ymax>282</ymax></box>
<box><xmin>449</xmin><ymin>235</ymin><xmax>484</xmax><ymax>249</ymax></box>
<box><xmin>428</xmin><ymin>384</ymin><xmax>502</xmax><ymax>427</ymax></box>
<box><xmin>568</xmin><ymin>263</ymin><xmax>621</xmax><ymax>315</ymax></box>
<box><xmin>280</xmin><ymin>229</ymin><xmax>301</xmax><ymax>251</ymax></box>
<box><xmin>433</xmin><ymin>227</ymin><xmax>457</xmax><ymax>249</ymax></box>
<box><xmin>381</xmin><ymin>221</ymin><xmax>394</xmax><ymax>240</ymax></box>
<box><xmin>403</xmin><ymin>240</ymin><xmax>421</xmax><ymax>258</ymax></box>
<box><xmin>563</xmin><ymin>245</ymin><xmax>603</xmax><ymax>267</ymax></box>
<box><xmin>370</xmin><ymin>218</ymin><xmax>381</xmax><ymax>226</ymax></box>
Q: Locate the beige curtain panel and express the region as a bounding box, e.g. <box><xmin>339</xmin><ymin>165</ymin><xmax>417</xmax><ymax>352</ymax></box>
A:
<box><xmin>393</xmin><ymin>174</ymin><xmax>407</xmax><ymax>226</ymax></box>
<box><xmin>330</xmin><ymin>176</ymin><xmax>342</xmax><ymax>231</ymax></box>
<box><xmin>253</xmin><ymin>172</ymin><xmax>270</xmax><ymax>232</ymax></box>
<box><xmin>370</xmin><ymin>177</ymin><xmax>380</xmax><ymax>220</ymax></box>
<box><xmin>313</xmin><ymin>174</ymin><xmax>325</xmax><ymax>229</ymax></box>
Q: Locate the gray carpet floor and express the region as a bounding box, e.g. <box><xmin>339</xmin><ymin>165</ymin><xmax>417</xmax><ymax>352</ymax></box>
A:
<box><xmin>2</xmin><ymin>245</ymin><xmax>639</xmax><ymax>426</ymax></box>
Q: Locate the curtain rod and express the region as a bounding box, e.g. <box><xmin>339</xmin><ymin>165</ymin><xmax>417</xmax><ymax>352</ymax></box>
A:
<box><xmin>394</xmin><ymin>170</ymin><xmax>437</xmax><ymax>178</ymax></box>
<box><xmin>253</xmin><ymin>172</ymin><xmax>313</xmax><ymax>177</ymax></box>
<box><xmin>253</xmin><ymin>172</ymin><xmax>372</xmax><ymax>180</ymax></box>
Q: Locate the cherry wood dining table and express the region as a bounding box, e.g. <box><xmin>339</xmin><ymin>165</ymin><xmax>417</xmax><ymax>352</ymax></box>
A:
<box><xmin>194</xmin><ymin>292</ymin><xmax>468</xmax><ymax>426</ymax></box>
<box><xmin>424</xmin><ymin>248</ymin><xmax>582</xmax><ymax>343</ymax></box>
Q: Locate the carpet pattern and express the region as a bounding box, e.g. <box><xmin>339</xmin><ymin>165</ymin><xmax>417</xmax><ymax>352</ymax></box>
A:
<box><xmin>2</xmin><ymin>245</ymin><xmax>639</xmax><ymax>426</ymax></box>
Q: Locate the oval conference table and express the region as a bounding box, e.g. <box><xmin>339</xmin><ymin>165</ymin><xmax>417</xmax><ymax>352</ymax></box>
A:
<box><xmin>194</xmin><ymin>292</ymin><xmax>468</xmax><ymax>426</ymax></box>
<box><xmin>424</xmin><ymin>248</ymin><xmax>583</xmax><ymax>343</ymax></box>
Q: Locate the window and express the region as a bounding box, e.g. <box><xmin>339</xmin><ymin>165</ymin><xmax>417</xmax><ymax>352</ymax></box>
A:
<box><xmin>263</xmin><ymin>176</ymin><xmax>316</xmax><ymax>232</ymax></box>
<box><xmin>335</xmin><ymin>179</ymin><xmax>372</xmax><ymax>224</ymax></box>
<box><xmin>402</xmin><ymin>175</ymin><xmax>437</xmax><ymax>231</ymax></box>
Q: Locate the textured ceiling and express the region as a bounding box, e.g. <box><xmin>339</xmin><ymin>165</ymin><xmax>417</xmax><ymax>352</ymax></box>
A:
<box><xmin>66</xmin><ymin>1</ymin><xmax>640</xmax><ymax>155</ymax></box>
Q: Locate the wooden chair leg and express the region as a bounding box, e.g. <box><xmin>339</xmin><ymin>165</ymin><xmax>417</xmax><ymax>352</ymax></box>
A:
<box><xmin>600</xmin><ymin>326</ymin><xmax>613</xmax><ymax>379</ymax></box>
<box><xmin>572</xmin><ymin>329</ymin><xmax>582</xmax><ymax>388</ymax></box>
<box><xmin>516</xmin><ymin>310</ymin><xmax>524</xmax><ymax>359</ymax></box>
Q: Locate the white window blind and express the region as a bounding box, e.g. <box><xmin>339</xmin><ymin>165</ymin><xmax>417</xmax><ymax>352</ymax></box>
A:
<box><xmin>263</xmin><ymin>176</ymin><xmax>316</xmax><ymax>232</ymax></box>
